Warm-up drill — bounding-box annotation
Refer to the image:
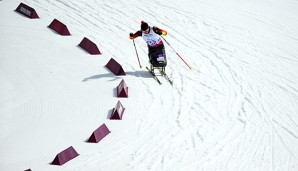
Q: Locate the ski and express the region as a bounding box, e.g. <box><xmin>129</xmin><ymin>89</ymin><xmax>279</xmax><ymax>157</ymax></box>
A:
<box><xmin>158</xmin><ymin>68</ymin><xmax>173</xmax><ymax>85</ymax></box>
<box><xmin>146</xmin><ymin>67</ymin><xmax>162</xmax><ymax>85</ymax></box>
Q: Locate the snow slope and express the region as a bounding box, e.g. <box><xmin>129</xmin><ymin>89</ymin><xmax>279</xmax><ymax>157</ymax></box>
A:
<box><xmin>1</xmin><ymin>0</ymin><xmax>298</xmax><ymax>170</ymax></box>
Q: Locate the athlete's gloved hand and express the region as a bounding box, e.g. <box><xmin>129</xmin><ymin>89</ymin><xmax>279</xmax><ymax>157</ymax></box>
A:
<box><xmin>129</xmin><ymin>33</ymin><xmax>134</xmax><ymax>39</ymax></box>
<box><xmin>161</xmin><ymin>31</ymin><xmax>167</xmax><ymax>36</ymax></box>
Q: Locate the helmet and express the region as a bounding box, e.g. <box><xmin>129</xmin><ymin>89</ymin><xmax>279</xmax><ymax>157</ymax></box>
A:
<box><xmin>141</xmin><ymin>21</ymin><xmax>149</xmax><ymax>31</ymax></box>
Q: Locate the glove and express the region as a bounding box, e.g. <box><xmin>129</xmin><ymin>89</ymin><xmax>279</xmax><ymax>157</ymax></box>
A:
<box><xmin>129</xmin><ymin>32</ymin><xmax>134</xmax><ymax>39</ymax></box>
<box><xmin>161</xmin><ymin>31</ymin><xmax>167</xmax><ymax>36</ymax></box>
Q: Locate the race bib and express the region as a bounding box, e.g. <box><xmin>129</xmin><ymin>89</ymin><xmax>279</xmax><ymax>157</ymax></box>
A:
<box><xmin>142</xmin><ymin>27</ymin><xmax>162</xmax><ymax>46</ymax></box>
<box><xmin>146</xmin><ymin>37</ymin><xmax>161</xmax><ymax>46</ymax></box>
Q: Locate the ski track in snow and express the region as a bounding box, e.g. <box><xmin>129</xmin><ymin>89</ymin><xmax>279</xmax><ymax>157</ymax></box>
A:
<box><xmin>1</xmin><ymin>0</ymin><xmax>298</xmax><ymax>170</ymax></box>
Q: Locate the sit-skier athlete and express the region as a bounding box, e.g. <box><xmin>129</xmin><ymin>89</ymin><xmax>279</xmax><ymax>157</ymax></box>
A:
<box><xmin>129</xmin><ymin>21</ymin><xmax>168</xmax><ymax>73</ymax></box>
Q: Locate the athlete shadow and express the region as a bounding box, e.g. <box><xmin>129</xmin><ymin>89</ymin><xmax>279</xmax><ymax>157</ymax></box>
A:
<box><xmin>125</xmin><ymin>71</ymin><xmax>152</xmax><ymax>78</ymax></box>
<box><xmin>82</xmin><ymin>70</ymin><xmax>151</xmax><ymax>82</ymax></box>
<box><xmin>82</xmin><ymin>72</ymin><xmax>116</xmax><ymax>82</ymax></box>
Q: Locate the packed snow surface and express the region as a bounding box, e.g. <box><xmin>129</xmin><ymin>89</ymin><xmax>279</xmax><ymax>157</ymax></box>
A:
<box><xmin>1</xmin><ymin>0</ymin><xmax>298</xmax><ymax>170</ymax></box>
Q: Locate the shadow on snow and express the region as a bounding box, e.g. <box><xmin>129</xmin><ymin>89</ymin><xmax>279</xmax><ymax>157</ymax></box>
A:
<box><xmin>82</xmin><ymin>70</ymin><xmax>152</xmax><ymax>82</ymax></box>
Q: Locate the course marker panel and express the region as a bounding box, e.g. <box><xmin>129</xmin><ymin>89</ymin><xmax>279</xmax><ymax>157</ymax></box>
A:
<box><xmin>15</xmin><ymin>3</ymin><xmax>39</xmax><ymax>19</ymax></box>
<box><xmin>48</xmin><ymin>19</ymin><xmax>71</xmax><ymax>36</ymax></box>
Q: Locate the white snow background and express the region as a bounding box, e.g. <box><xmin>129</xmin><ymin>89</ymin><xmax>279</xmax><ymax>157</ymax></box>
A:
<box><xmin>1</xmin><ymin>0</ymin><xmax>298</xmax><ymax>170</ymax></box>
